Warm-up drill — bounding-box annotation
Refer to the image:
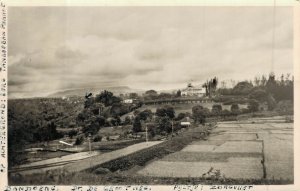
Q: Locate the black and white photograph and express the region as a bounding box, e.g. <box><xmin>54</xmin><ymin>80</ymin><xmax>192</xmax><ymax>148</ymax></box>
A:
<box><xmin>3</xmin><ymin>1</ymin><xmax>298</xmax><ymax>188</ymax></box>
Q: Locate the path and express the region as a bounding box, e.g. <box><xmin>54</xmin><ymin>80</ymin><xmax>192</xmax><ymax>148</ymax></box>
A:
<box><xmin>10</xmin><ymin>141</ymin><xmax>162</xmax><ymax>175</ymax></box>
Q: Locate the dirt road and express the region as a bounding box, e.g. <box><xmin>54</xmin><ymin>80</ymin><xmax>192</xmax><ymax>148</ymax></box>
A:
<box><xmin>10</xmin><ymin>141</ymin><xmax>162</xmax><ymax>175</ymax></box>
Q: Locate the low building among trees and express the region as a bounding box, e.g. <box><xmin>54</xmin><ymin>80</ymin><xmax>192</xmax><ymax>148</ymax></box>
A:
<box><xmin>181</xmin><ymin>83</ymin><xmax>206</xmax><ymax>97</ymax></box>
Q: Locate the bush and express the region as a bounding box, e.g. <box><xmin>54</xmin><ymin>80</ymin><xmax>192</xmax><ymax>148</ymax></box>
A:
<box><xmin>248</xmin><ymin>100</ymin><xmax>259</xmax><ymax>112</ymax></box>
<box><xmin>93</xmin><ymin>135</ymin><xmax>102</xmax><ymax>142</ymax></box>
<box><xmin>132</xmin><ymin>117</ymin><xmax>142</xmax><ymax>133</ymax></box>
<box><xmin>68</xmin><ymin>130</ymin><xmax>78</xmax><ymax>139</ymax></box>
<box><xmin>156</xmin><ymin>105</ymin><xmax>175</xmax><ymax>119</ymax></box>
<box><xmin>175</xmin><ymin>113</ymin><xmax>186</xmax><ymax>121</ymax></box>
<box><xmin>192</xmin><ymin>105</ymin><xmax>209</xmax><ymax>124</ymax></box>
<box><xmin>231</xmin><ymin>104</ymin><xmax>240</xmax><ymax>114</ymax></box>
<box><xmin>75</xmin><ymin>136</ymin><xmax>84</xmax><ymax>145</ymax></box>
<box><xmin>211</xmin><ymin>104</ymin><xmax>222</xmax><ymax>115</ymax></box>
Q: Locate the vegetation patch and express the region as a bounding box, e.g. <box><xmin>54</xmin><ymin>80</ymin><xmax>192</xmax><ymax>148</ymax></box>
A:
<box><xmin>161</xmin><ymin>152</ymin><xmax>262</xmax><ymax>162</ymax></box>
<box><xmin>90</xmin><ymin>127</ymin><xmax>208</xmax><ymax>172</ymax></box>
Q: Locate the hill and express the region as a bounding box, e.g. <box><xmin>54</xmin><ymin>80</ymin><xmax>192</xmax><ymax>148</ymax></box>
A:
<box><xmin>48</xmin><ymin>86</ymin><xmax>143</xmax><ymax>98</ymax></box>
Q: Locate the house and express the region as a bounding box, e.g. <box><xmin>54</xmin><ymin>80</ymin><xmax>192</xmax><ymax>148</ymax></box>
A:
<box><xmin>181</xmin><ymin>83</ymin><xmax>206</xmax><ymax>97</ymax></box>
<box><xmin>122</xmin><ymin>99</ymin><xmax>133</xmax><ymax>104</ymax></box>
<box><xmin>180</xmin><ymin>117</ymin><xmax>192</xmax><ymax>127</ymax></box>
<box><xmin>180</xmin><ymin>122</ymin><xmax>191</xmax><ymax>127</ymax></box>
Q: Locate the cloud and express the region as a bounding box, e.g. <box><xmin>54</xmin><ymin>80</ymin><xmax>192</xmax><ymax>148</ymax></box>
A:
<box><xmin>55</xmin><ymin>46</ymin><xmax>86</xmax><ymax>59</ymax></box>
<box><xmin>8</xmin><ymin>7</ymin><xmax>293</xmax><ymax>98</ymax></box>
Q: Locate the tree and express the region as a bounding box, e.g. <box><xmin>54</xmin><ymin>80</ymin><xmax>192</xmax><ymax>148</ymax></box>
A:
<box><xmin>266</xmin><ymin>73</ymin><xmax>277</xmax><ymax>95</ymax></box>
<box><xmin>221</xmin><ymin>81</ymin><xmax>227</xmax><ymax>89</ymax></box>
<box><xmin>175</xmin><ymin>113</ymin><xmax>186</xmax><ymax>121</ymax></box>
<box><xmin>132</xmin><ymin>117</ymin><xmax>142</xmax><ymax>133</ymax></box>
<box><xmin>203</xmin><ymin>77</ymin><xmax>218</xmax><ymax>97</ymax></box>
<box><xmin>75</xmin><ymin>136</ymin><xmax>84</xmax><ymax>145</ymax></box>
<box><xmin>176</xmin><ymin>90</ymin><xmax>181</xmax><ymax>97</ymax></box>
<box><xmin>110</xmin><ymin>103</ymin><xmax>129</xmax><ymax>117</ymax></box>
<box><xmin>145</xmin><ymin>90</ymin><xmax>158</xmax><ymax>96</ymax></box>
<box><xmin>84</xmin><ymin>97</ymin><xmax>95</xmax><ymax>108</ymax></box>
<box><xmin>192</xmin><ymin>105</ymin><xmax>209</xmax><ymax>124</ymax></box>
<box><xmin>261</xmin><ymin>75</ymin><xmax>267</xmax><ymax>86</ymax></box>
<box><xmin>267</xmin><ymin>94</ymin><xmax>276</xmax><ymax>111</ymax></box>
<box><xmin>68</xmin><ymin>129</ymin><xmax>78</xmax><ymax>139</ymax></box>
<box><xmin>138</xmin><ymin>109</ymin><xmax>153</xmax><ymax>121</ymax></box>
<box><xmin>156</xmin><ymin>105</ymin><xmax>175</xmax><ymax>119</ymax></box>
<box><xmin>253</xmin><ymin>76</ymin><xmax>261</xmax><ymax>86</ymax></box>
<box><xmin>110</xmin><ymin>116</ymin><xmax>121</xmax><ymax>126</ymax></box>
<box><xmin>211</xmin><ymin>104</ymin><xmax>222</xmax><ymax>115</ymax></box>
<box><xmin>232</xmin><ymin>81</ymin><xmax>253</xmax><ymax>95</ymax></box>
<box><xmin>249</xmin><ymin>89</ymin><xmax>268</xmax><ymax>102</ymax></box>
<box><xmin>248</xmin><ymin>100</ymin><xmax>259</xmax><ymax>112</ymax></box>
<box><xmin>157</xmin><ymin>116</ymin><xmax>172</xmax><ymax>133</ymax></box>
<box><xmin>129</xmin><ymin>93</ymin><xmax>139</xmax><ymax>99</ymax></box>
<box><xmin>231</xmin><ymin>104</ymin><xmax>240</xmax><ymax>113</ymax></box>
<box><xmin>124</xmin><ymin>116</ymin><xmax>132</xmax><ymax>125</ymax></box>
<box><xmin>95</xmin><ymin>90</ymin><xmax>121</xmax><ymax>107</ymax></box>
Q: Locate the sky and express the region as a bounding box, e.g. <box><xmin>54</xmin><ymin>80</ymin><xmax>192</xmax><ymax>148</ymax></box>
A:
<box><xmin>8</xmin><ymin>6</ymin><xmax>293</xmax><ymax>98</ymax></box>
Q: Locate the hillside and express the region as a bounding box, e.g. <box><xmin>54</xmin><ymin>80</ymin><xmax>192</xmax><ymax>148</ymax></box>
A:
<box><xmin>48</xmin><ymin>86</ymin><xmax>143</xmax><ymax>98</ymax></box>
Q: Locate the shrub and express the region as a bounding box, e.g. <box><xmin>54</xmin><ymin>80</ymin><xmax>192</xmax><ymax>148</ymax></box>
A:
<box><xmin>230</xmin><ymin>104</ymin><xmax>240</xmax><ymax>114</ymax></box>
<box><xmin>156</xmin><ymin>105</ymin><xmax>175</xmax><ymax>119</ymax></box>
<box><xmin>68</xmin><ymin>130</ymin><xmax>78</xmax><ymax>138</ymax></box>
<box><xmin>175</xmin><ymin>113</ymin><xmax>186</xmax><ymax>121</ymax></box>
<box><xmin>248</xmin><ymin>100</ymin><xmax>259</xmax><ymax>112</ymax></box>
<box><xmin>211</xmin><ymin>104</ymin><xmax>222</xmax><ymax>115</ymax></box>
<box><xmin>132</xmin><ymin>117</ymin><xmax>142</xmax><ymax>133</ymax></box>
<box><xmin>93</xmin><ymin>135</ymin><xmax>102</xmax><ymax>142</ymax></box>
<box><xmin>192</xmin><ymin>105</ymin><xmax>209</xmax><ymax>124</ymax></box>
<box><xmin>75</xmin><ymin>136</ymin><xmax>84</xmax><ymax>145</ymax></box>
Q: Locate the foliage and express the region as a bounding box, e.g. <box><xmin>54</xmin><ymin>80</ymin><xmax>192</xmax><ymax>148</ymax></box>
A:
<box><xmin>95</xmin><ymin>90</ymin><xmax>121</xmax><ymax>107</ymax></box>
<box><xmin>230</xmin><ymin>104</ymin><xmax>240</xmax><ymax>114</ymax></box>
<box><xmin>249</xmin><ymin>88</ymin><xmax>268</xmax><ymax>102</ymax></box>
<box><xmin>211</xmin><ymin>104</ymin><xmax>222</xmax><ymax>115</ymax></box>
<box><xmin>93</xmin><ymin>135</ymin><xmax>102</xmax><ymax>142</ymax></box>
<box><xmin>75</xmin><ymin>136</ymin><xmax>84</xmax><ymax>145</ymax></box>
<box><xmin>132</xmin><ymin>117</ymin><xmax>142</xmax><ymax>133</ymax></box>
<box><xmin>123</xmin><ymin>116</ymin><xmax>132</xmax><ymax>125</ymax></box>
<box><xmin>157</xmin><ymin>116</ymin><xmax>173</xmax><ymax>133</ymax></box>
<box><xmin>110</xmin><ymin>103</ymin><xmax>131</xmax><ymax>117</ymax></box>
<box><xmin>145</xmin><ymin>90</ymin><xmax>157</xmax><ymax>96</ymax></box>
<box><xmin>175</xmin><ymin>112</ymin><xmax>186</xmax><ymax>121</ymax></box>
<box><xmin>232</xmin><ymin>81</ymin><xmax>253</xmax><ymax>95</ymax></box>
<box><xmin>176</xmin><ymin>90</ymin><xmax>181</xmax><ymax>97</ymax></box>
<box><xmin>203</xmin><ymin>77</ymin><xmax>218</xmax><ymax>97</ymax></box>
<box><xmin>109</xmin><ymin>116</ymin><xmax>121</xmax><ymax>126</ymax></box>
<box><xmin>138</xmin><ymin>109</ymin><xmax>153</xmax><ymax>121</ymax></box>
<box><xmin>156</xmin><ymin>105</ymin><xmax>175</xmax><ymax>119</ymax></box>
<box><xmin>248</xmin><ymin>100</ymin><xmax>259</xmax><ymax>112</ymax></box>
<box><xmin>275</xmin><ymin>100</ymin><xmax>294</xmax><ymax>115</ymax></box>
<box><xmin>66</xmin><ymin>130</ymin><xmax>77</xmax><ymax>139</ymax></box>
<box><xmin>129</xmin><ymin>93</ymin><xmax>139</xmax><ymax>99</ymax></box>
<box><xmin>267</xmin><ymin>94</ymin><xmax>276</xmax><ymax>111</ymax></box>
<box><xmin>192</xmin><ymin>105</ymin><xmax>209</xmax><ymax>124</ymax></box>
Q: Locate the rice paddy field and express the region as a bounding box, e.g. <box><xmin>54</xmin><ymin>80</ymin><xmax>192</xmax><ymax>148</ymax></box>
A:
<box><xmin>138</xmin><ymin>116</ymin><xmax>293</xmax><ymax>181</ymax></box>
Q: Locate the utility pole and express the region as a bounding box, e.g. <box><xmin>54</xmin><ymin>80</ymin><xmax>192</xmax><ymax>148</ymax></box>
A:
<box><xmin>88</xmin><ymin>133</ymin><xmax>92</xmax><ymax>154</ymax></box>
<box><xmin>146</xmin><ymin>124</ymin><xmax>148</xmax><ymax>143</ymax></box>
<box><xmin>171</xmin><ymin>119</ymin><xmax>174</xmax><ymax>139</ymax></box>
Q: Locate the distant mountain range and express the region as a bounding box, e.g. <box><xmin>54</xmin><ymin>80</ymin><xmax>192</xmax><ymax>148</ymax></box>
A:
<box><xmin>48</xmin><ymin>86</ymin><xmax>145</xmax><ymax>98</ymax></box>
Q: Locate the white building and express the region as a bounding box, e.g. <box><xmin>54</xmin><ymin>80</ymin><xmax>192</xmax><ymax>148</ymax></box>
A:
<box><xmin>122</xmin><ymin>99</ymin><xmax>133</xmax><ymax>104</ymax></box>
<box><xmin>181</xmin><ymin>83</ymin><xmax>206</xmax><ymax>97</ymax></box>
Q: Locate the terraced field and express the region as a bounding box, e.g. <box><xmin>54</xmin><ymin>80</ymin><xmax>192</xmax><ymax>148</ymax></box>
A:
<box><xmin>138</xmin><ymin>116</ymin><xmax>293</xmax><ymax>181</ymax></box>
